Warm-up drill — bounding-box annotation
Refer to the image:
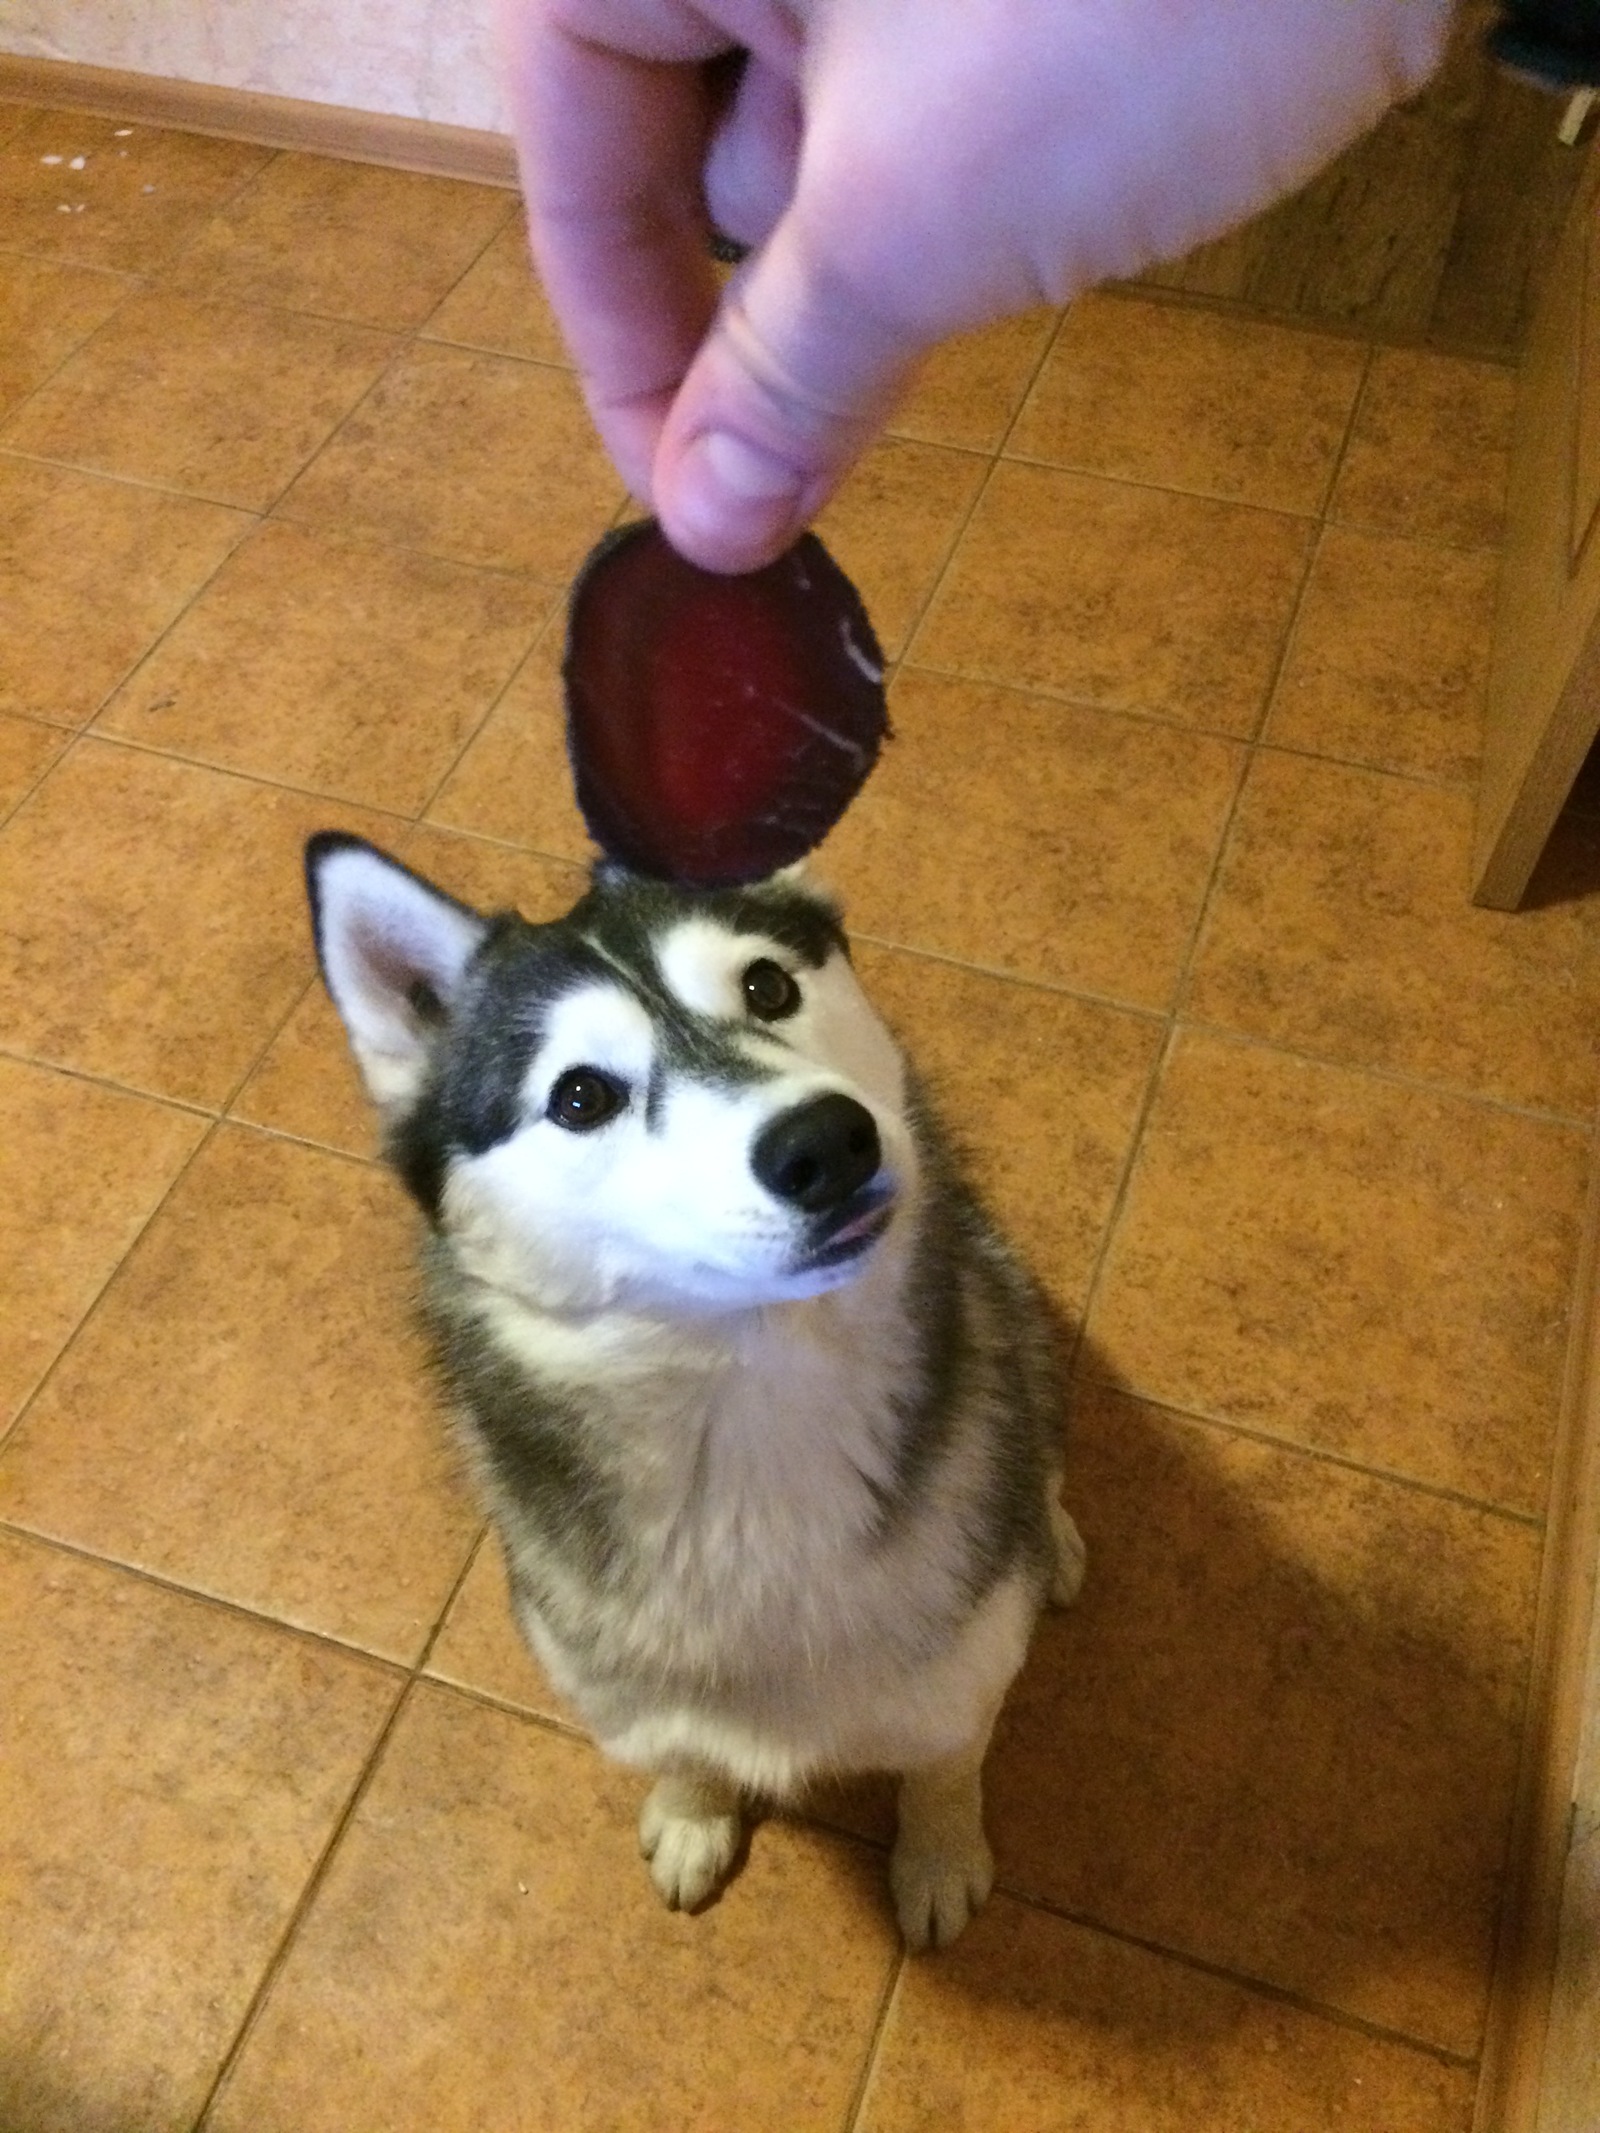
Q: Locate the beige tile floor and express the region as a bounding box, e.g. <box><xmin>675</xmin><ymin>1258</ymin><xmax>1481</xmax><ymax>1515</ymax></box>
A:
<box><xmin>0</xmin><ymin>105</ymin><xmax>1594</xmax><ymax>2133</ymax></box>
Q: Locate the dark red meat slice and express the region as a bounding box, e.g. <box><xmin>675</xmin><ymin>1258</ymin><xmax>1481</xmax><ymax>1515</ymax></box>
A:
<box><xmin>564</xmin><ymin>521</ymin><xmax>889</xmax><ymax>886</ymax></box>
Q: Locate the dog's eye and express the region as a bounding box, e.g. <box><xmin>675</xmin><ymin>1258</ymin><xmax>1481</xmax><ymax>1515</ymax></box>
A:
<box><xmin>742</xmin><ymin>958</ymin><xmax>801</xmax><ymax>1021</ymax></box>
<box><xmin>547</xmin><ymin>1068</ymin><xmax>626</xmax><ymax>1132</ymax></box>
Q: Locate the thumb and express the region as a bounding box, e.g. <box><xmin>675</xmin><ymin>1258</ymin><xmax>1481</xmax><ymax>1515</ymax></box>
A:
<box><xmin>651</xmin><ymin>211</ymin><xmax>925</xmax><ymax>573</ymax></box>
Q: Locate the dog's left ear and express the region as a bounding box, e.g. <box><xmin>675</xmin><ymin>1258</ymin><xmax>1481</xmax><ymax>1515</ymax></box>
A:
<box><xmin>305</xmin><ymin>833</ymin><xmax>486</xmax><ymax>1114</ymax></box>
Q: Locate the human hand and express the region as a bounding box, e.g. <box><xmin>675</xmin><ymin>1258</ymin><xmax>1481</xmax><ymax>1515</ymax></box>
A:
<box><xmin>497</xmin><ymin>0</ymin><xmax>1451</xmax><ymax>572</ymax></box>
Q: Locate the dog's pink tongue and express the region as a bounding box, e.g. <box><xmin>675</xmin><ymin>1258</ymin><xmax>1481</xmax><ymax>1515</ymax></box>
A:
<box><xmin>564</xmin><ymin>522</ymin><xmax>889</xmax><ymax>886</ymax></box>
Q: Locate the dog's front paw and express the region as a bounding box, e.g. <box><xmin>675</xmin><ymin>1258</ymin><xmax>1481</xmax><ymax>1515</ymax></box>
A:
<box><xmin>639</xmin><ymin>1780</ymin><xmax>742</xmax><ymax>1912</ymax></box>
<box><xmin>889</xmin><ymin>1828</ymin><xmax>994</xmax><ymax>1951</ymax></box>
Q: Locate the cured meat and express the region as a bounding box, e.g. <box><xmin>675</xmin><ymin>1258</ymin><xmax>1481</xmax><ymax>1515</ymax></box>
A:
<box><xmin>564</xmin><ymin>521</ymin><xmax>889</xmax><ymax>885</ymax></box>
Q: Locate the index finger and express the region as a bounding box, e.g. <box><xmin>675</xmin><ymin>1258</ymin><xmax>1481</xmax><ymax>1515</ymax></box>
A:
<box><xmin>496</xmin><ymin>2</ymin><xmax>725</xmax><ymax>498</ymax></box>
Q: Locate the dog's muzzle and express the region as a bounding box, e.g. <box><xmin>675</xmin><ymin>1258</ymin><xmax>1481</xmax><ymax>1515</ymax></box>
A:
<box><xmin>752</xmin><ymin>1093</ymin><xmax>894</xmax><ymax>1276</ymax></box>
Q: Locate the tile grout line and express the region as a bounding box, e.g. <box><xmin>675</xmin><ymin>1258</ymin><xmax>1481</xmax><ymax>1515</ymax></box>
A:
<box><xmin>1095</xmin><ymin>273</ymin><xmax>1522</xmax><ymax>372</ymax></box>
<box><xmin>309</xmin><ymin>193</ymin><xmax>580</xmax><ymax>833</ymax></box>
<box><xmin>153</xmin><ymin>134</ymin><xmax>290</xmax><ymax>262</ymax></box>
<box><xmin>1166</xmin><ymin>344</ymin><xmax>1374</xmax><ymax>1033</ymax></box>
<box><xmin>0</xmin><ymin>1114</ymin><xmax>223</xmax><ymax>1461</ymax></box>
<box><xmin>1060</xmin><ymin>358</ymin><xmax>1352</xmax><ymax>1368</ymax></box>
<box><xmin>8</xmin><ymin>1491</ymin><xmax>1536</xmax><ymax>2082</ymax></box>
<box><xmin>417</xmin><ymin>1671</ymin><xmax>589</xmax><ymax>1743</ymax></box>
<box><xmin>856</xmin><ymin>935</ymin><xmax>1595</xmax><ymax>1135</ymax></box>
<box><xmin>840</xmin><ymin>1950</ymin><xmax>906</xmax><ymax>2133</ymax></box>
<box><xmin>896</xmin><ymin>653</ymin><xmax>1272</xmax><ymax>749</ymax></box>
<box><xmin>894</xmin><ymin>650</ymin><xmax>1498</xmax><ymax>777</ymax></box>
<box><xmin>886</xmin><ymin>305</ymin><xmax>1072</xmax><ymax>675</ymax></box>
<box><xmin>0</xmin><ymin>238</ymin><xmax>146</xmax><ymax>280</ymax></box>
<box><xmin>41</xmin><ymin>724</ymin><xmax>413</xmax><ymax>827</ymax></box>
<box><xmin>0</xmin><ymin>263</ymin><xmax>152</xmax><ymax>431</ymax></box>
<box><xmin>0</xmin><ymin>440</ymin><xmax>581</xmax><ymax>587</ymax></box>
<box><xmin>1071</xmin><ymin>1376</ymin><xmax>1549</xmax><ymax>1528</ymax></box>
<box><xmin>190</xmin><ymin>1510</ymin><xmax>498</xmax><ymax>2127</ymax></box>
<box><xmin>219</xmin><ymin>1102</ymin><xmax>379</xmax><ymax>1168</ymax></box>
<box><xmin>1061</xmin><ymin>1019</ymin><xmax>1181</xmax><ymax>1382</ymax></box>
<box><xmin>849</xmin><ymin>930</ymin><xmax>1168</xmax><ymax>1025</ymax></box>
<box><xmin>0</xmin><ymin>1039</ymin><xmax>220</xmax><ymax>1118</ymax></box>
<box><xmin>885</xmin><ymin>455</ymin><xmax>1006</xmax><ymax>680</ymax></box>
<box><xmin>997</xmin><ymin>442</ymin><xmax>1328</xmax><ymax>524</ymax></box>
<box><xmin>76</xmin><ymin>513</ymin><xmax>264</xmax><ymax>733</ymax></box>
<box><xmin>188</xmin><ymin>1672</ymin><xmax>424</xmax><ymax>2132</ymax></box>
<box><xmin>405</xmin><ymin>490</ymin><xmax>647</xmax><ymax>832</ymax></box>
<box><xmin>0</xmin><ymin>128</ymin><xmax>288</xmax><ymax>435</ymax></box>
<box><xmin>154</xmin><ymin>153</ymin><xmax>520</xmax><ymax>337</ymax></box>
<box><xmin>0</xmin><ymin>1519</ymin><xmax>414</xmax><ymax>1676</ymax></box>
<box><xmin>1175</xmin><ymin>1017</ymin><xmax>1598</xmax><ymax>1138</ymax></box>
<box><xmin>989</xmin><ymin>1880</ymin><xmax>1480</xmax><ymax>2073</ymax></box>
<box><xmin>0</xmin><ymin>440</ymin><xmax>271</xmax><ymax>512</ymax></box>
<box><xmin>0</xmin><ymin>723</ymin><xmax>76</xmax><ymax>840</ymax></box>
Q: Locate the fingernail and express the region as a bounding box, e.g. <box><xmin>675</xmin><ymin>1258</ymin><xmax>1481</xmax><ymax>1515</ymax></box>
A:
<box><xmin>671</xmin><ymin>430</ymin><xmax>803</xmax><ymax>565</ymax></box>
<box><xmin>702</xmin><ymin>429</ymin><xmax>802</xmax><ymax>502</ymax></box>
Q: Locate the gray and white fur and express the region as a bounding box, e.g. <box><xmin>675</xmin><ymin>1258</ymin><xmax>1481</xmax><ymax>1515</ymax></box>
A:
<box><xmin>306</xmin><ymin>834</ymin><xmax>1085</xmax><ymax>1949</ymax></box>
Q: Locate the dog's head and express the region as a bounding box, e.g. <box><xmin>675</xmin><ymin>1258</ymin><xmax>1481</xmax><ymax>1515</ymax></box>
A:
<box><xmin>306</xmin><ymin>835</ymin><xmax>915</xmax><ymax>1313</ymax></box>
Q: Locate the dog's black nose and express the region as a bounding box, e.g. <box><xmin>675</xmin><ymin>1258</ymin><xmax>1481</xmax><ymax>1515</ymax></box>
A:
<box><xmin>752</xmin><ymin>1094</ymin><xmax>881</xmax><ymax>1215</ymax></box>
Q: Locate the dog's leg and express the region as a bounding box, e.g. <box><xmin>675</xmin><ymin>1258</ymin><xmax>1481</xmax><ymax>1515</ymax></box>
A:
<box><xmin>1046</xmin><ymin>1480</ymin><xmax>1087</xmax><ymax>1609</ymax></box>
<box><xmin>892</xmin><ymin>1725</ymin><xmax>997</xmax><ymax>1952</ymax></box>
<box><xmin>639</xmin><ymin>1768</ymin><xmax>743</xmax><ymax>1912</ymax></box>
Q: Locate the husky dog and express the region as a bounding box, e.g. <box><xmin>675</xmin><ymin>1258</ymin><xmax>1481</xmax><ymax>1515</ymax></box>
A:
<box><xmin>306</xmin><ymin>834</ymin><xmax>1085</xmax><ymax>1949</ymax></box>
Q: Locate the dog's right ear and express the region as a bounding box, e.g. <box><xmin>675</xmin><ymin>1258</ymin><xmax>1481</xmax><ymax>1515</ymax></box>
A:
<box><xmin>305</xmin><ymin>833</ymin><xmax>487</xmax><ymax>1114</ymax></box>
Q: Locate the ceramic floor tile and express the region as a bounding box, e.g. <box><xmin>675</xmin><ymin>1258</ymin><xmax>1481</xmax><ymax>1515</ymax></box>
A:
<box><xmin>0</xmin><ymin>712</ymin><xmax>67</xmax><ymax>815</ymax></box>
<box><xmin>206</xmin><ymin>1684</ymin><xmax>896</xmax><ymax>2133</ymax></box>
<box><xmin>0</xmin><ymin>1055</ymin><xmax>204</xmax><ymax>1436</ymax></box>
<box><xmin>820</xmin><ymin>670</ymin><xmax>1243</xmax><ymax>1008</ymax></box>
<box><xmin>1084</xmin><ymin>1031</ymin><xmax>1587</xmax><ymax>1511</ymax></box>
<box><xmin>398</xmin><ymin>820</ymin><xmax>591</xmax><ymax>914</ymax></box>
<box><xmin>0</xmin><ymin>108</ymin><xmax>271</xmax><ymax>273</ymax></box>
<box><xmin>0</xmin><ymin>252</ymin><xmax>135</xmax><ymax>419</ymax></box>
<box><xmin>889</xmin><ymin>309</ymin><xmax>1059</xmax><ymax>455</ymax></box>
<box><xmin>914</xmin><ymin>461</ymin><xmax>1312</xmax><ymax>735</ymax></box>
<box><xmin>2</xmin><ymin>289</ymin><xmax>395</xmax><ymax>510</ymax></box>
<box><xmin>1010</xmin><ymin>295</ymin><xmax>1366</xmax><ymax>514</ymax></box>
<box><xmin>1330</xmin><ymin>349</ymin><xmax>1516</xmax><ymax>549</ymax></box>
<box><xmin>162</xmin><ymin>153</ymin><xmax>511</xmax><ymax>329</ymax></box>
<box><xmin>0</xmin><ymin>1124</ymin><xmax>478</xmax><ymax>1660</ymax></box>
<box><xmin>1264</xmin><ymin>528</ymin><xmax>1497</xmax><ymax>784</ymax></box>
<box><xmin>861</xmin><ymin>1894</ymin><xmax>1475</xmax><ymax>2133</ymax></box>
<box><xmin>853</xmin><ymin>943</ymin><xmax>1162</xmax><ymax>1313</ymax></box>
<box><xmin>989</xmin><ymin>1386</ymin><xmax>1538</xmax><ymax>2056</ymax></box>
<box><xmin>232</xmin><ymin>835</ymin><xmax>585</xmax><ymax>1153</ymax></box>
<box><xmin>1187</xmin><ymin>751</ymin><xmax>1600</xmax><ymax>1116</ymax></box>
<box><xmin>0</xmin><ymin>739</ymin><xmax>396</xmax><ymax>1106</ymax></box>
<box><xmin>95</xmin><ymin>521</ymin><xmax>550</xmax><ymax>813</ymax></box>
<box><xmin>420</xmin><ymin>212</ymin><xmax>570</xmax><ymax>363</ymax></box>
<box><xmin>275</xmin><ymin>341</ymin><xmax>623</xmax><ymax>575</ymax></box>
<box><xmin>424</xmin><ymin>1529</ymin><xmax>572</xmax><ymax>1724</ymax></box>
<box><xmin>424</xmin><ymin>623</ymin><xmax>594</xmax><ymax>859</ymax></box>
<box><xmin>811</xmin><ymin>437</ymin><xmax>988</xmax><ymax>660</ymax></box>
<box><xmin>0</xmin><ymin>457</ymin><xmax>249</xmax><ymax>726</ymax></box>
<box><xmin>0</xmin><ymin>1530</ymin><xmax>396</xmax><ymax>2133</ymax></box>
<box><xmin>227</xmin><ymin>981</ymin><xmax>384</xmax><ymax>1161</ymax></box>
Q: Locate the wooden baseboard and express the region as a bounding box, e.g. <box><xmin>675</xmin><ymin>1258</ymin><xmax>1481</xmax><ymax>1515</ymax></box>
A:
<box><xmin>0</xmin><ymin>52</ymin><xmax>519</xmax><ymax>188</ymax></box>
<box><xmin>1474</xmin><ymin>1132</ymin><xmax>1600</xmax><ymax>2133</ymax></box>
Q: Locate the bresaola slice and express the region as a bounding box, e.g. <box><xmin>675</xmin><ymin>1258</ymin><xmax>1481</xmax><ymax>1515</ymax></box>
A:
<box><xmin>564</xmin><ymin>521</ymin><xmax>889</xmax><ymax>886</ymax></box>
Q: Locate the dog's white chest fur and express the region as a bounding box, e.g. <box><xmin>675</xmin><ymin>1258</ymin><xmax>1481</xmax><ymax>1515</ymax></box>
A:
<box><xmin>466</xmin><ymin>1240</ymin><xmax>1035</xmax><ymax>1797</ymax></box>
